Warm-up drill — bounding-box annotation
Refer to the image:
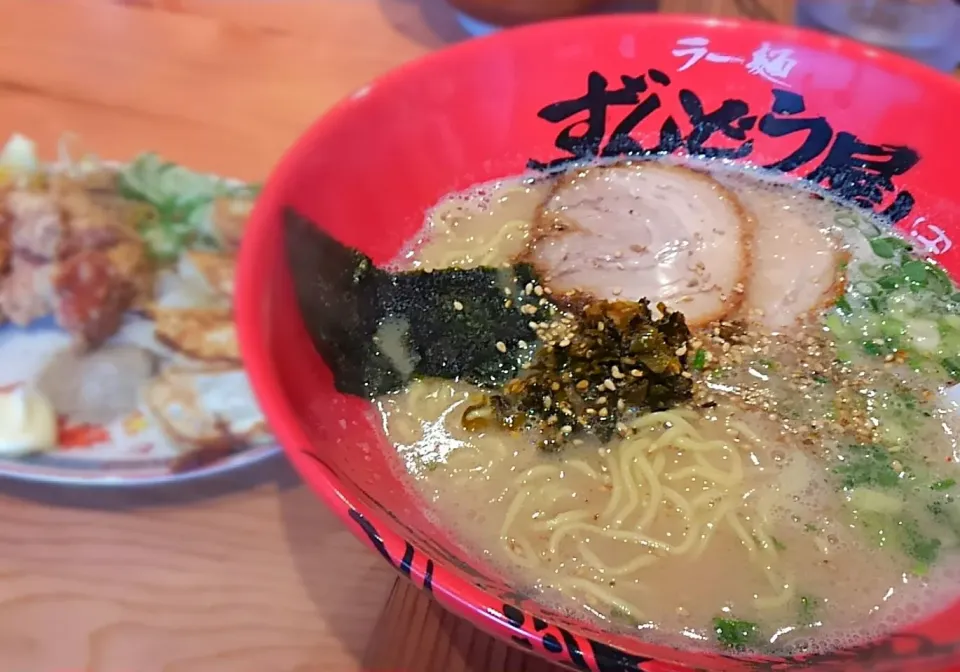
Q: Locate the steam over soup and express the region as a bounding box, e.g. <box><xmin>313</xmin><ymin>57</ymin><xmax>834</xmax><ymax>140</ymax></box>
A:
<box><xmin>365</xmin><ymin>160</ymin><xmax>960</xmax><ymax>655</ymax></box>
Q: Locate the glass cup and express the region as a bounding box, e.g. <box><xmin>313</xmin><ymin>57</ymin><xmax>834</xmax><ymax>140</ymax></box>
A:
<box><xmin>447</xmin><ymin>0</ymin><xmax>606</xmax><ymax>36</ymax></box>
<box><xmin>795</xmin><ymin>0</ymin><xmax>960</xmax><ymax>72</ymax></box>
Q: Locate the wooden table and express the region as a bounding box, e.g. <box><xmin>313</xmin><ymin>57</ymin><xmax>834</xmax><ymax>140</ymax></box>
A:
<box><xmin>0</xmin><ymin>1</ymin><xmax>952</xmax><ymax>671</ymax></box>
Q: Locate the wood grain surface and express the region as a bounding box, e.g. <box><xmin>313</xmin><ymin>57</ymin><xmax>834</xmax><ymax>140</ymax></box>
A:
<box><xmin>0</xmin><ymin>1</ymin><xmax>952</xmax><ymax>671</ymax></box>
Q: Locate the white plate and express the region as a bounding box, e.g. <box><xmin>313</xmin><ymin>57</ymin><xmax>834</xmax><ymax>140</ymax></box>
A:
<box><xmin>0</xmin><ymin>159</ymin><xmax>280</xmax><ymax>487</ymax></box>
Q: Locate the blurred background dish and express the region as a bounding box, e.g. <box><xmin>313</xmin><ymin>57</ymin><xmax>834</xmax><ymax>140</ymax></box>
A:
<box><xmin>795</xmin><ymin>0</ymin><xmax>959</xmax><ymax>72</ymax></box>
<box><xmin>448</xmin><ymin>0</ymin><xmax>608</xmax><ymax>35</ymax></box>
<box><xmin>448</xmin><ymin>0</ymin><xmax>959</xmax><ymax>71</ymax></box>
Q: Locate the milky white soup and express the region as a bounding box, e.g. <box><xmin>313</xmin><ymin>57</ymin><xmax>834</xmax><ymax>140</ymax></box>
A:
<box><xmin>377</xmin><ymin>160</ymin><xmax>960</xmax><ymax>655</ymax></box>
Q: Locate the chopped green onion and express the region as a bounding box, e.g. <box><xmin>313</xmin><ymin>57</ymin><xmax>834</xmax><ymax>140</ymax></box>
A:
<box><xmin>901</xmin><ymin>260</ymin><xmax>929</xmax><ymax>287</ymax></box>
<box><xmin>835</xmin><ymin>295</ymin><xmax>853</xmax><ymax>315</ymax></box>
<box><xmin>799</xmin><ymin>595</ymin><xmax>820</xmax><ymax>626</ymax></box>
<box><xmin>713</xmin><ymin>617</ymin><xmax>761</xmax><ymax>651</ymax></box>
<box><xmin>870</xmin><ymin>236</ymin><xmax>911</xmax><ymax>259</ymax></box>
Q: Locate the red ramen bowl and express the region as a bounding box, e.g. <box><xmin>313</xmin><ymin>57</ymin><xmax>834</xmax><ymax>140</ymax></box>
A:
<box><xmin>236</xmin><ymin>14</ymin><xmax>960</xmax><ymax>672</ymax></box>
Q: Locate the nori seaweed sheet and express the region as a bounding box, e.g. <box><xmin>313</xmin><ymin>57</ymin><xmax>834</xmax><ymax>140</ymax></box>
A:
<box><xmin>284</xmin><ymin>208</ymin><xmax>543</xmax><ymax>398</ymax></box>
<box><xmin>384</xmin><ymin>266</ymin><xmax>542</xmax><ymax>386</ymax></box>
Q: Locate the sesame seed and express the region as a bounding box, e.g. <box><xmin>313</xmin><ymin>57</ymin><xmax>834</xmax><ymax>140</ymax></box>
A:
<box><xmin>534</xmin><ymin>285</ymin><xmax>544</xmax><ymax>296</ymax></box>
<box><xmin>576</xmin><ymin>380</ymin><xmax>589</xmax><ymax>391</ymax></box>
<box><xmin>525</xmin><ymin>282</ymin><xmax>534</xmax><ymax>294</ymax></box>
<box><xmin>560</xmin><ymin>425</ymin><xmax>573</xmax><ymax>434</ymax></box>
<box><xmin>543</xmin><ymin>396</ymin><xmax>552</xmax><ymax>410</ymax></box>
<box><xmin>612</xmin><ymin>287</ymin><xmax>622</xmax><ymax>296</ymax></box>
<box><xmin>598</xmin><ymin>408</ymin><xmax>609</xmax><ymax>417</ymax></box>
<box><xmin>603</xmin><ymin>379</ymin><xmax>616</xmax><ymax>391</ymax></box>
<box><xmin>597</xmin><ymin>322</ymin><xmax>605</xmax><ymax>331</ymax></box>
<box><xmin>611</xmin><ymin>365</ymin><xmax>624</xmax><ymax>379</ymax></box>
<box><xmin>453</xmin><ymin>300</ymin><xmax>464</xmax><ymax>311</ymax></box>
<box><xmin>558</xmin><ymin>338</ymin><xmax>571</xmax><ymax>348</ymax></box>
<box><xmin>630</xmin><ymin>369</ymin><xmax>643</xmax><ymax>378</ymax></box>
<box><xmin>496</xmin><ymin>341</ymin><xmax>507</xmax><ymax>353</ymax></box>
<box><xmin>518</xmin><ymin>340</ymin><xmax>528</xmax><ymax>349</ymax></box>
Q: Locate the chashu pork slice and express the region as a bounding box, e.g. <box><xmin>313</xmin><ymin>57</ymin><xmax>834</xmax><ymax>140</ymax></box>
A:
<box><xmin>728</xmin><ymin>181</ymin><xmax>846</xmax><ymax>331</ymax></box>
<box><xmin>527</xmin><ymin>163</ymin><xmax>753</xmax><ymax>327</ymax></box>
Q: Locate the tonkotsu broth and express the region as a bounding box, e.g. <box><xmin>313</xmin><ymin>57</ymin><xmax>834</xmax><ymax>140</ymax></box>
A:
<box><xmin>377</xmin><ymin>160</ymin><xmax>960</xmax><ymax>655</ymax></box>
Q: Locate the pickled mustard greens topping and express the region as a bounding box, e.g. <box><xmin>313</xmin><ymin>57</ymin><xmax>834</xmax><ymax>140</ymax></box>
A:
<box><xmin>461</xmin><ymin>300</ymin><xmax>693</xmax><ymax>451</ymax></box>
<box><xmin>826</xmin><ymin>213</ymin><xmax>960</xmax><ymax>383</ymax></box>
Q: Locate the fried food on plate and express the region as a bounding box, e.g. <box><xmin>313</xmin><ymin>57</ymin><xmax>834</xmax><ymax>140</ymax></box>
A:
<box><xmin>106</xmin><ymin>238</ymin><xmax>153</xmax><ymax>310</ymax></box>
<box><xmin>153</xmin><ymin>307</ymin><xmax>240</xmax><ymax>363</ymax></box>
<box><xmin>181</xmin><ymin>250</ymin><xmax>235</xmax><ymax>297</ymax></box>
<box><xmin>0</xmin><ymin>259</ymin><xmax>54</xmax><ymax>326</ymax></box>
<box><xmin>52</xmin><ymin>249</ymin><xmax>137</xmax><ymax>349</ymax></box>
<box><xmin>143</xmin><ymin>365</ymin><xmax>269</xmax><ymax>449</ymax></box>
<box><xmin>1</xmin><ymin>177</ymin><xmax>148</xmax><ymax>346</ymax></box>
